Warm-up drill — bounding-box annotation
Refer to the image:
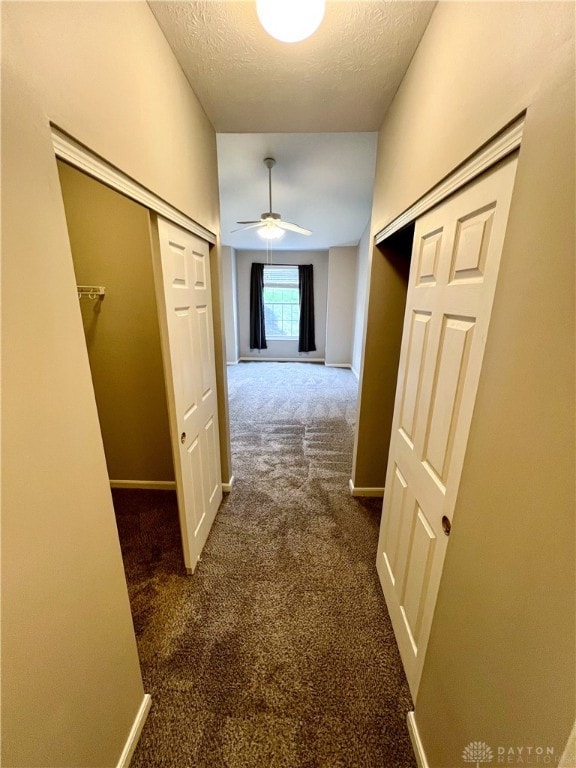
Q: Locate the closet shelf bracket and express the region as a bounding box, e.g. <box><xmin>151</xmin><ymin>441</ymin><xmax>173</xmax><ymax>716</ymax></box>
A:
<box><xmin>77</xmin><ymin>285</ymin><xmax>106</xmax><ymax>300</ymax></box>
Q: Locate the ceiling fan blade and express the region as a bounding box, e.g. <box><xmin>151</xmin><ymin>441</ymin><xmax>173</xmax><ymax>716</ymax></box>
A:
<box><xmin>277</xmin><ymin>220</ymin><xmax>312</xmax><ymax>236</ymax></box>
<box><xmin>235</xmin><ymin>220</ymin><xmax>261</xmax><ymax>224</ymax></box>
<box><xmin>230</xmin><ymin>222</ymin><xmax>265</xmax><ymax>233</ymax></box>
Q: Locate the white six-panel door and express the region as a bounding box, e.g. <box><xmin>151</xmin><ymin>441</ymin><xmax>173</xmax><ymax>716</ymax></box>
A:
<box><xmin>377</xmin><ymin>156</ymin><xmax>518</xmax><ymax>698</ymax></box>
<box><xmin>154</xmin><ymin>217</ymin><xmax>222</xmax><ymax>573</ymax></box>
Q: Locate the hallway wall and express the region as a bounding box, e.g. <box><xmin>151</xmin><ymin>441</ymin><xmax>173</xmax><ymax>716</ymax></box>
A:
<box><xmin>362</xmin><ymin>2</ymin><xmax>575</xmax><ymax>764</ymax></box>
<box><xmin>2</xmin><ymin>3</ymin><xmax>223</xmax><ymax>766</ymax></box>
<box><xmin>221</xmin><ymin>245</ymin><xmax>240</xmax><ymax>364</ymax></box>
<box><xmin>351</xmin><ymin>219</ymin><xmax>371</xmax><ymax>378</ymax></box>
<box><xmin>325</xmin><ymin>246</ymin><xmax>358</xmax><ymax>367</ymax></box>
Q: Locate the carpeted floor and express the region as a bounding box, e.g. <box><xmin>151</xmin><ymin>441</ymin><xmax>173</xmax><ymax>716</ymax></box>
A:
<box><xmin>118</xmin><ymin>361</ymin><xmax>416</xmax><ymax>767</ymax></box>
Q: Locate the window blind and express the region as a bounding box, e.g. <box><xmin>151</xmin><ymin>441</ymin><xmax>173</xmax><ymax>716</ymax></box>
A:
<box><xmin>263</xmin><ymin>265</ymin><xmax>298</xmax><ymax>286</ymax></box>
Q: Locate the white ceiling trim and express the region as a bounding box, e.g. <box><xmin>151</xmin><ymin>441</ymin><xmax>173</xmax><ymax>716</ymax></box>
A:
<box><xmin>51</xmin><ymin>125</ymin><xmax>216</xmax><ymax>244</ymax></box>
<box><xmin>375</xmin><ymin>115</ymin><xmax>526</xmax><ymax>245</ymax></box>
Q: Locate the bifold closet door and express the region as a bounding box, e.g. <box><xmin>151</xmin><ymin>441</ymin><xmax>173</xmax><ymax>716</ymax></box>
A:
<box><xmin>376</xmin><ymin>155</ymin><xmax>518</xmax><ymax>698</ymax></box>
<box><xmin>153</xmin><ymin>216</ymin><xmax>222</xmax><ymax>573</ymax></box>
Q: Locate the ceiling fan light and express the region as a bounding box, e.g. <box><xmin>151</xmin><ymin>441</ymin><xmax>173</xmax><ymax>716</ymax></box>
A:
<box><xmin>256</xmin><ymin>0</ymin><xmax>325</xmax><ymax>44</ymax></box>
<box><xmin>258</xmin><ymin>223</ymin><xmax>285</xmax><ymax>240</ymax></box>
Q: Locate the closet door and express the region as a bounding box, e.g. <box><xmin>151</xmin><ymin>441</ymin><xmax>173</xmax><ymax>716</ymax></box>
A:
<box><xmin>376</xmin><ymin>156</ymin><xmax>518</xmax><ymax>698</ymax></box>
<box><xmin>153</xmin><ymin>216</ymin><xmax>222</xmax><ymax>573</ymax></box>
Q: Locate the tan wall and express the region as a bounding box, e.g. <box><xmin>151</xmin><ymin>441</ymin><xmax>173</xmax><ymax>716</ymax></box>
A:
<box><xmin>209</xmin><ymin>240</ymin><xmax>233</xmax><ymax>486</ymax></box>
<box><xmin>351</xmin><ymin>218</ymin><xmax>371</xmax><ymax>378</ymax></box>
<box><xmin>58</xmin><ymin>161</ymin><xmax>174</xmax><ymax>482</ymax></box>
<box><xmin>325</xmin><ymin>247</ymin><xmax>358</xmax><ymax>366</ymax></box>
<box><xmin>1</xmin><ymin>2</ymin><xmax>224</xmax><ymax>765</ymax></box>
<box><xmin>362</xmin><ymin>2</ymin><xmax>575</xmax><ymax>764</ymax></box>
<box><xmin>352</xmin><ymin>229</ymin><xmax>411</xmax><ymax>490</ymax></box>
<box><xmin>221</xmin><ymin>246</ymin><xmax>240</xmax><ymax>364</ymax></box>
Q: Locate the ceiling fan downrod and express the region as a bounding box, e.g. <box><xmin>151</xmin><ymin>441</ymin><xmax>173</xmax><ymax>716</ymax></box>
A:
<box><xmin>231</xmin><ymin>156</ymin><xmax>311</xmax><ymax>237</ymax></box>
<box><xmin>264</xmin><ymin>157</ymin><xmax>275</xmax><ymax>216</ymax></box>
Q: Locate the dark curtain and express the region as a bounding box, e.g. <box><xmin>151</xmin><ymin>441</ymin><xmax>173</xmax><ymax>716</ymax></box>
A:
<box><xmin>298</xmin><ymin>264</ymin><xmax>316</xmax><ymax>353</ymax></box>
<box><xmin>249</xmin><ymin>262</ymin><xmax>267</xmax><ymax>350</ymax></box>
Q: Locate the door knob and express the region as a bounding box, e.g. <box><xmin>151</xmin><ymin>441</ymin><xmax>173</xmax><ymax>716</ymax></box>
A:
<box><xmin>442</xmin><ymin>516</ymin><xmax>451</xmax><ymax>536</ymax></box>
<box><xmin>180</xmin><ymin>432</ymin><xmax>186</xmax><ymax>444</ymax></box>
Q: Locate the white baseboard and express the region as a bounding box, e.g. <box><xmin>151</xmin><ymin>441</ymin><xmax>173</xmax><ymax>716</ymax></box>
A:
<box><xmin>222</xmin><ymin>475</ymin><xmax>235</xmax><ymax>493</ymax></box>
<box><xmin>110</xmin><ymin>480</ymin><xmax>176</xmax><ymax>491</ymax></box>
<box><xmin>238</xmin><ymin>357</ymin><xmax>325</xmax><ymax>363</ymax></box>
<box><xmin>226</xmin><ymin>360</ymin><xmax>239</xmax><ymax>366</ymax></box>
<box><xmin>351</xmin><ymin>366</ymin><xmax>360</xmax><ymax>380</ymax></box>
<box><xmin>116</xmin><ymin>694</ymin><xmax>151</xmax><ymax>768</ymax></box>
<box><xmin>324</xmin><ymin>363</ymin><xmax>352</xmax><ymax>369</ymax></box>
<box><xmin>348</xmin><ymin>478</ymin><xmax>385</xmax><ymax>497</ymax></box>
<box><xmin>407</xmin><ymin>711</ymin><xmax>428</xmax><ymax>768</ymax></box>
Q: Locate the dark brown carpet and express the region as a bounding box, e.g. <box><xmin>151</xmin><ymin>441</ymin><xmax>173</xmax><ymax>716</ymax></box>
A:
<box><xmin>118</xmin><ymin>362</ymin><xmax>416</xmax><ymax>767</ymax></box>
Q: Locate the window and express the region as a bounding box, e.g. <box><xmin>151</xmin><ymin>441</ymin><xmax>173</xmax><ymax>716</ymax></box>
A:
<box><xmin>263</xmin><ymin>265</ymin><xmax>299</xmax><ymax>340</ymax></box>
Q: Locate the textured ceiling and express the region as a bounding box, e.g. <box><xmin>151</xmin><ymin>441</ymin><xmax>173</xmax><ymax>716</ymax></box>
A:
<box><xmin>148</xmin><ymin>1</ymin><xmax>436</xmax><ymax>249</ymax></box>
<box><xmin>149</xmin><ymin>1</ymin><xmax>435</xmax><ymax>132</ymax></box>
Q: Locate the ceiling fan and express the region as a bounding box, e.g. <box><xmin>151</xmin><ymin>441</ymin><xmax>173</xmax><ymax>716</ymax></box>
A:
<box><xmin>232</xmin><ymin>157</ymin><xmax>312</xmax><ymax>240</ymax></box>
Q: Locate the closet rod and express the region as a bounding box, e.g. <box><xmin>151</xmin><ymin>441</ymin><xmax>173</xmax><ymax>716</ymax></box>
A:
<box><xmin>77</xmin><ymin>285</ymin><xmax>106</xmax><ymax>300</ymax></box>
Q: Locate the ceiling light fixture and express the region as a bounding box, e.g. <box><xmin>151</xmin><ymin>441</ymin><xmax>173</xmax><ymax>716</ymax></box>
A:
<box><xmin>257</xmin><ymin>222</ymin><xmax>285</xmax><ymax>240</ymax></box>
<box><xmin>256</xmin><ymin>0</ymin><xmax>325</xmax><ymax>44</ymax></box>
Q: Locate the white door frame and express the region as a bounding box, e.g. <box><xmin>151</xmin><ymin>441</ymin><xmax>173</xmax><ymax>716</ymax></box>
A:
<box><xmin>51</xmin><ymin>124</ymin><xmax>217</xmax><ymax>244</ymax></box>
<box><xmin>374</xmin><ymin>114</ymin><xmax>525</xmax><ymax>245</ymax></box>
